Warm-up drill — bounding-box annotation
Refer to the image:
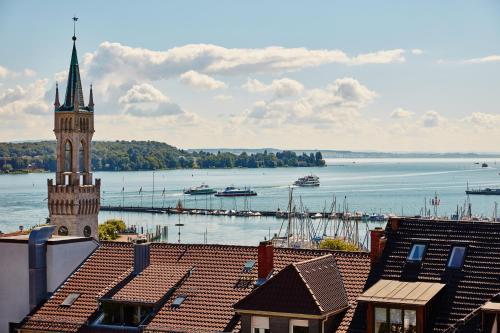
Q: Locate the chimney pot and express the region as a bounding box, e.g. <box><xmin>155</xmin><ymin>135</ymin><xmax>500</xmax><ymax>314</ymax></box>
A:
<box><xmin>257</xmin><ymin>241</ymin><xmax>274</xmax><ymax>283</ymax></box>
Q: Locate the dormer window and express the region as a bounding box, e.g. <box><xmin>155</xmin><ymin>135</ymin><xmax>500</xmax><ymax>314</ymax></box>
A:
<box><xmin>407</xmin><ymin>243</ymin><xmax>427</xmax><ymax>263</ymax></box>
<box><xmin>447</xmin><ymin>246</ymin><xmax>467</xmax><ymax>269</ymax></box>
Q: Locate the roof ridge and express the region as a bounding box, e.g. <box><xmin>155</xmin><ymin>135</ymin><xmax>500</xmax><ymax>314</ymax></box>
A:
<box><xmin>295</xmin><ymin>254</ymin><xmax>333</xmax><ymax>266</ymax></box>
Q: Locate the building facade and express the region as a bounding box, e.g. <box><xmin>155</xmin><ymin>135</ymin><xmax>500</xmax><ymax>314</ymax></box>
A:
<box><xmin>0</xmin><ymin>226</ymin><xmax>97</xmax><ymax>333</ymax></box>
<box><xmin>47</xmin><ymin>31</ymin><xmax>100</xmax><ymax>239</ymax></box>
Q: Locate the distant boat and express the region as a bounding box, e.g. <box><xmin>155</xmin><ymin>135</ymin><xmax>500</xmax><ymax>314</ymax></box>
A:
<box><xmin>215</xmin><ymin>186</ymin><xmax>257</xmax><ymax>197</ymax></box>
<box><xmin>294</xmin><ymin>175</ymin><xmax>320</xmax><ymax>187</ymax></box>
<box><xmin>482</xmin><ymin>163</ymin><xmax>489</xmax><ymax>168</ymax></box>
<box><xmin>466</xmin><ymin>187</ymin><xmax>500</xmax><ymax>195</ymax></box>
<box><xmin>184</xmin><ymin>184</ymin><xmax>217</xmax><ymax>195</ymax></box>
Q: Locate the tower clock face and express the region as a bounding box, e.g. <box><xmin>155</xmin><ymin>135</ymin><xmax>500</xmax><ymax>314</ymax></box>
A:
<box><xmin>58</xmin><ymin>226</ymin><xmax>69</xmax><ymax>236</ymax></box>
<box><xmin>83</xmin><ymin>225</ymin><xmax>91</xmax><ymax>237</ymax></box>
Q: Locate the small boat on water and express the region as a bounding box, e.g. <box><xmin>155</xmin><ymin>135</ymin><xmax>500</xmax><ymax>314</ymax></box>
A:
<box><xmin>215</xmin><ymin>186</ymin><xmax>257</xmax><ymax>197</ymax></box>
<box><xmin>466</xmin><ymin>187</ymin><xmax>500</xmax><ymax>195</ymax></box>
<box><xmin>184</xmin><ymin>184</ymin><xmax>217</xmax><ymax>195</ymax></box>
<box><xmin>482</xmin><ymin>163</ymin><xmax>489</xmax><ymax>168</ymax></box>
<box><xmin>293</xmin><ymin>175</ymin><xmax>320</xmax><ymax>187</ymax></box>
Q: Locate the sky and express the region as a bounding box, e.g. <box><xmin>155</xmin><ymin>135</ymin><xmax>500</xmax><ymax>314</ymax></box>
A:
<box><xmin>1</xmin><ymin>1</ymin><xmax>500</xmax><ymax>152</ymax></box>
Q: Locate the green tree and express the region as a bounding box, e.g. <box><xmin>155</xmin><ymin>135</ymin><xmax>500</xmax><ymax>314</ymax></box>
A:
<box><xmin>98</xmin><ymin>219</ymin><xmax>126</xmax><ymax>240</ymax></box>
<box><xmin>319</xmin><ymin>238</ymin><xmax>359</xmax><ymax>251</ymax></box>
<box><xmin>2</xmin><ymin>163</ymin><xmax>13</xmax><ymax>172</ymax></box>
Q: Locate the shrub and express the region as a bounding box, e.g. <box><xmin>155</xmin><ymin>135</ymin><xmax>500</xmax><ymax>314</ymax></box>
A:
<box><xmin>98</xmin><ymin>219</ymin><xmax>126</xmax><ymax>240</ymax></box>
<box><xmin>319</xmin><ymin>238</ymin><xmax>359</xmax><ymax>251</ymax></box>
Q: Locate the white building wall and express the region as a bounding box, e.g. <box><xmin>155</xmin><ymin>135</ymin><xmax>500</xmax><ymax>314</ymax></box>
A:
<box><xmin>46</xmin><ymin>240</ymin><xmax>97</xmax><ymax>292</ymax></box>
<box><xmin>0</xmin><ymin>242</ymin><xmax>29</xmax><ymax>333</ymax></box>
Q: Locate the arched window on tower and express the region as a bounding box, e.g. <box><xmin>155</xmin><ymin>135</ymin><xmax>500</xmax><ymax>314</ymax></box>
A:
<box><xmin>79</xmin><ymin>141</ymin><xmax>86</xmax><ymax>172</ymax></box>
<box><xmin>79</xmin><ymin>140</ymin><xmax>86</xmax><ymax>185</ymax></box>
<box><xmin>64</xmin><ymin>140</ymin><xmax>72</xmax><ymax>172</ymax></box>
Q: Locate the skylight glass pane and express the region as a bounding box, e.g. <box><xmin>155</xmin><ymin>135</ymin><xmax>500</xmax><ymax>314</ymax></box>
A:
<box><xmin>61</xmin><ymin>293</ymin><xmax>80</xmax><ymax>307</ymax></box>
<box><xmin>407</xmin><ymin>244</ymin><xmax>426</xmax><ymax>262</ymax></box>
<box><xmin>243</xmin><ymin>260</ymin><xmax>256</xmax><ymax>272</ymax></box>
<box><xmin>171</xmin><ymin>294</ymin><xmax>187</xmax><ymax>308</ymax></box>
<box><xmin>447</xmin><ymin>246</ymin><xmax>466</xmax><ymax>268</ymax></box>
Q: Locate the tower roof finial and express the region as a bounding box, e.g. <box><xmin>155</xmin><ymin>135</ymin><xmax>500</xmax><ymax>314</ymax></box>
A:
<box><xmin>88</xmin><ymin>84</ymin><xmax>94</xmax><ymax>110</ymax></box>
<box><xmin>72</xmin><ymin>16</ymin><xmax>78</xmax><ymax>41</ymax></box>
<box><xmin>54</xmin><ymin>82</ymin><xmax>60</xmax><ymax>108</ymax></box>
<box><xmin>61</xmin><ymin>17</ymin><xmax>85</xmax><ymax>111</ymax></box>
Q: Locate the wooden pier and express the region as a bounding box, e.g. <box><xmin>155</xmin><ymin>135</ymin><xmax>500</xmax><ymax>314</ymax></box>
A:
<box><xmin>99</xmin><ymin>205</ymin><xmax>377</xmax><ymax>221</ymax></box>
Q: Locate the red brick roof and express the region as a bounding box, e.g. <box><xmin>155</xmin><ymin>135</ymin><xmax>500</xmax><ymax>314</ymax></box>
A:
<box><xmin>349</xmin><ymin>218</ymin><xmax>500</xmax><ymax>333</ymax></box>
<box><xmin>22</xmin><ymin>243</ymin><xmax>370</xmax><ymax>333</ymax></box>
<box><xmin>23</xmin><ymin>242</ymin><xmax>134</xmax><ymax>332</ymax></box>
<box><xmin>111</xmin><ymin>264</ymin><xmax>192</xmax><ymax>305</ymax></box>
<box><xmin>234</xmin><ymin>255</ymin><xmax>349</xmax><ymax>316</ymax></box>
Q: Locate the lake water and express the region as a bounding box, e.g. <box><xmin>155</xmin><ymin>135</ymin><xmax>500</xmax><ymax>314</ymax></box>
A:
<box><xmin>1</xmin><ymin>158</ymin><xmax>499</xmax><ymax>245</ymax></box>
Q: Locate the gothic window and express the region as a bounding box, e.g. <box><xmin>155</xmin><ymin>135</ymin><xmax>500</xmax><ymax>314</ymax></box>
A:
<box><xmin>79</xmin><ymin>140</ymin><xmax>86</xmax><ymax>172</ymax></box>
<box><xmin>58</xmin><ymin>226</ymin><xmax>69</xmax><ymax>236</ymax></box>
<box><xmin>64</xmin><ymin>140</ymin><xmax>72</xmax><ymax>171</ymax></box>
<box><xmin>83</xmin><ymin>225</ymin><xmax>91</xmax><ymax>237</ymax></box>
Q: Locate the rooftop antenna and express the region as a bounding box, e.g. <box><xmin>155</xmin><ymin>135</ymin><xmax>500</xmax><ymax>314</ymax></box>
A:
<box><xmin>72</xmin><ymin>16</ymin><xmax>78</xmax><ymax>41</ymax></box>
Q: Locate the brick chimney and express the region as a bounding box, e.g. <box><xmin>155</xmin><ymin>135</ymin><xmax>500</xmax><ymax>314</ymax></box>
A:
<box><xmin>370</xmin><ymin>227</ymin><xmax>386</xmax><ymax>266</ymax></box>
<box><xmin>257</xmin><ymin>241</ymin><xmax>274</xmax><ymax>284</ymax></box>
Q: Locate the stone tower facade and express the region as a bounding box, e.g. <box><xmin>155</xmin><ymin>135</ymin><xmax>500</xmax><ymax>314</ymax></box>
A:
<box><xmin>47</xmin><ymin>33</ymin><xmax>100</xmax><ymax>239</ymax></box>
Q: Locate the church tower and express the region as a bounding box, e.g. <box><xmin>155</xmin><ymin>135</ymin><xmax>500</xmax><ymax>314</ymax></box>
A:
<box><xmin>47</xmin><ymin>19</ymin><xmax>100</xmax><ymax>239</ymax></box>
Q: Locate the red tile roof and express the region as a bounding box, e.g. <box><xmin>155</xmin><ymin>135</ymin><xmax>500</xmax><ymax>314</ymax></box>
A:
<box><xmin>23</xmin><ymin>242</ymin><xmax>134</xmax><ymax>332</ymax></box>
<box><xmin>350</xmin><ymin>218</ymin><xmax>500</xmax><ymax>333</ymax></box>
<box><xmin>22</xmin><ymin>243</ymin><xmax>370</xmax><ymax>333</ymax></box>
<box><xmin>234</xmin><ymin>255</ymin><xmax>349</xmax><ymax>316</ymax></box>
<box><xmin>111</xmin><ymin>264</ymin><xmax>192</xmax><ymax>305</ymax></box>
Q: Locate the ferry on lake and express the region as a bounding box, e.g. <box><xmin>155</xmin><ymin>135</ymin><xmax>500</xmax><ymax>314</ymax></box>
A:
<box><xmin>466</xmin><ymin>187</ymin><xmax>500</xmax><ymax>195</ymax></box>
<box><xmin>184</xmin><ymin>184</ymin><xmax>217</xmax><ymax>195</ymax></box>
<box><xmin>294</xmin><ymin>175</ymin><xmax>320</xmax><ymax>187</ymax></box>
<box><xmin>215</xmin><ymin>186</ymin><xmax>257</xmax><ymax>197</ymax></box>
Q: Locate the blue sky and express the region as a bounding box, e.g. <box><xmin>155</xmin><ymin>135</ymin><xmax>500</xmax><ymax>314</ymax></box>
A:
<box><xmin>1</xmin><ymin>1</ymin><xmax>499</xmax><ymax>151</ymax></box>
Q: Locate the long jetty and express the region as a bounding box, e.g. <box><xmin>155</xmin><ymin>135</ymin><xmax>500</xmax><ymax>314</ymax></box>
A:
<box><xmin>99</xmin><ymin>205</ymin><xmax>381</xmax><ymax>221</ymax></box>
<box><xmin>101</xmin><ymin>205</ymin><xmax>279</xmax><ymax>217</ymax></box>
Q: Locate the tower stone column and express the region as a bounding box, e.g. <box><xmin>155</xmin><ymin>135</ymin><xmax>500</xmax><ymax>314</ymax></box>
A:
<box><xmin>47</xmin><ymin>29</ymin><xmax>100</xmax><ymax>239</ymax></box>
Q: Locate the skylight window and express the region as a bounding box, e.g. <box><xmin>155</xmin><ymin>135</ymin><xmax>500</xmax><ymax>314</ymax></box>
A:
<box><xmin>243</xmin><ymin>260</ymin><xmax>256</xmax><ymax>273</ymax></box>
<box><xmin>447</xmin><ymin>246</ymin><xmax>467</xmax><ymax>269</ymax></box>
<box><xmin>61</xmin><ymin>293</ymin><xmax>80</xmax><ymax>307</ymax></box>
<box><xmin>171</xmin><ymin>294</ymin><xmax>187</xmax><ymax>308</ymax></box>
<box><xmin>407</xmin><ymin>243</ymin><xmax>427</xmax><ymax>262</ymax></box>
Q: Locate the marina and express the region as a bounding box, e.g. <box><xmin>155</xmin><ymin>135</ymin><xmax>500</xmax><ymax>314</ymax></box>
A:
<box><xmin>2</xmin><ymin>158</ymin><xmax>500</xmax><ymax>245</ymax></box>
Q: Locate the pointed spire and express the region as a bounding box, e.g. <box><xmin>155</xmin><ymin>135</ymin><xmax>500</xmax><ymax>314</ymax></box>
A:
<box><xmin>88</xmin><ymin>84</ymin><xmax>94</xmax><ymax>110</ymax></box>
<box><xmin>54</xmin><ymin>82</ymin><xmax>60</xmax><ymax>109</ymax></box>
<box><xmin>62</xmin><ymin>35</ymin><xmax>85</xmax><ymax>110</ymax></box>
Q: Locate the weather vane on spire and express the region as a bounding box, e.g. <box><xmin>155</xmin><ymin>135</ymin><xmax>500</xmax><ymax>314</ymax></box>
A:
<box><xmin>72</xmin><ymin>16</ymin><xmax>78</xmax><ymax>41</ymax></box>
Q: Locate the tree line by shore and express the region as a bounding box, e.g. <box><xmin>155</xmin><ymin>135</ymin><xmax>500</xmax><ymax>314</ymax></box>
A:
<box><xmin>0</xmin><ymin>141</ymin><xmax>325</xmax><ymax>173</ymax></box>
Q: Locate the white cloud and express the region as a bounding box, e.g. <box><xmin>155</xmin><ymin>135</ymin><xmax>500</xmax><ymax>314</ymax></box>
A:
<box><xmin>463</xmin><ymin>55</ymin><xmax>500</xmax><ymax>64</ymax></box>
<box><xmin>421</xmin><ymin>110</ymin><xmax>446</xmax><ymax>128</ymax></box>
<box><xmin>118</xmin><ymin>83</ymin><xmax>168</xmax><ymax>104</ymax></box>
<box><xmin>213</xmin><ymin>94</ymin><xmax>233</xmax><ymax>102</ymax></box>
<box><xmin>179</xmin><ymin>70</ymin><xmax>226</xmax><ymax>90</ymax></box>
<box><xmin>244</xmin><ymin>77</ymin><xmax>376</xmax><ymax>128</ymax></box>
<box><xmin>350</xmin><ymin>49</ymin><xmax>405</xmax><ymax>65</ymax></box>
<box><xmin>307</xmin><ymin>77</ymin><xmax>377</xmax><ymax>109</ymax></box>
<box><xmin>243</xmin><ymin>78</ymin><xmax>304</xmax><ymax>98</ymax></box>
<box><xmin>0</xmin><ymin>65</ymin><xmax>37</xmax><ymax>79</ymax></box>
<box><xmin>119</xmin><ymin>83</ymin><xmax>185</xmax><ymax>118</ymax></box>
<box><xmin>85</xmin><ymin>42</ymin><xmax>408</xmax><ymax>88</ymax></box>
<box><xmin>0</xmin><ymin>66</ymin><xmax>9</xmax><ymax>78</ymax></box>
<box><xmin>0</xmin><ymin>79</ymin><xmax>50</xmax><ymax>121</ymax></box>
<box><xmin>411</xmin><ymin>49</ymin><xmax>424</xmax><ymax>55</ymax></box>
<box><xmin>462</xmin><ymin>112</ymin><xmax>500</xmax><ymax>128</ymax></box>
<box><xmin>391</xmin><ymin>107</ymin><xmax>414</xmax><ymax>119</ymax></box>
